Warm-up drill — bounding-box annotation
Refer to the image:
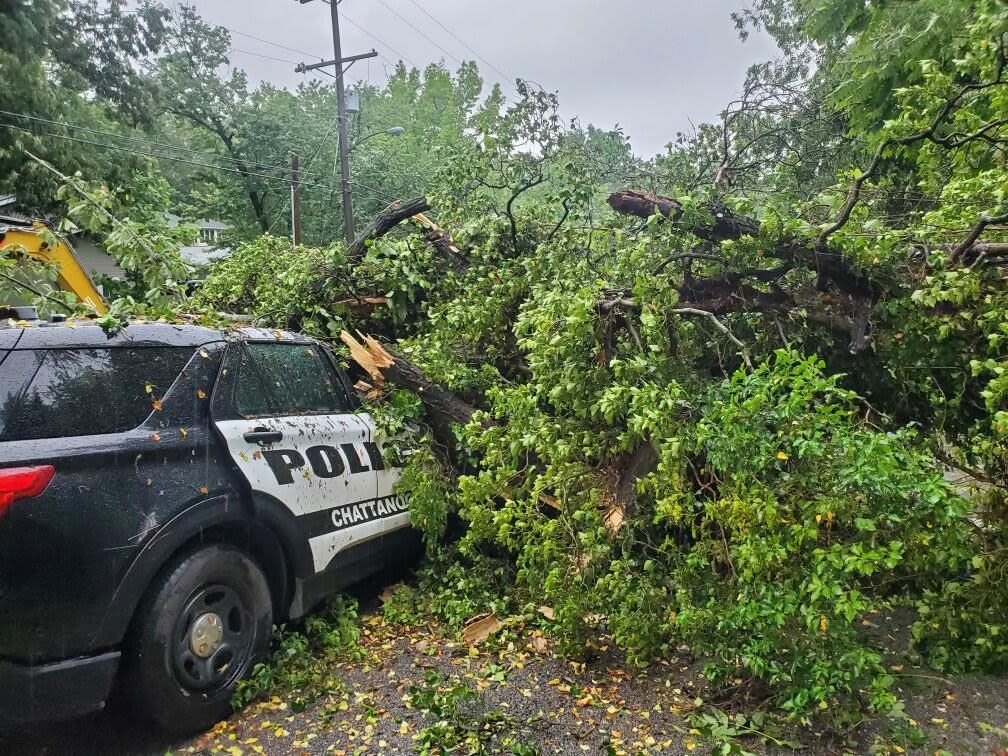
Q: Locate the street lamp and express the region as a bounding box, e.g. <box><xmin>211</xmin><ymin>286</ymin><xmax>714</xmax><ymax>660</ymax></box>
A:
<box><xmin>351</xmin><ymin>126</ymin><xmax>406</xmax><ymax>152</ymax></box>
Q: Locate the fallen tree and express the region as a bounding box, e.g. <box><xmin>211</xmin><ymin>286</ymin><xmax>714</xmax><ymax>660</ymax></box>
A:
<box><xmin>191</xmin><ymin>8</ymin><xmax>1008</xmax><ymax>724</ymax></box>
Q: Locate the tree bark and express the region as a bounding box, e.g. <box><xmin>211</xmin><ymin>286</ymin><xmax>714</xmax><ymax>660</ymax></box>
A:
<box><xmin>607</xmin><ymin>189</ymin><xmax>760</xmax><ymax>243</ymax></box>
<box><xmin>608</xmin><ymin>189</ymin><xmax>879</xmax><ymax>300</ymax></box>
<box><xmin>347</xmin><ymin>196</ymin><xmax>431</xmax><ymax>262</ymax></box>
<box><xmin>615</xmin><ymin>441</ymin><xmax>659</xmax><ymax>510</ymax></box>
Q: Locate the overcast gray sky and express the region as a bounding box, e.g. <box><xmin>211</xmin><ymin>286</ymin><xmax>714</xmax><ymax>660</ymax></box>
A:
<box><xmin>184</xmin><ymin>0</ymin><xmax>780</xmax><ymax>157</ymax></box>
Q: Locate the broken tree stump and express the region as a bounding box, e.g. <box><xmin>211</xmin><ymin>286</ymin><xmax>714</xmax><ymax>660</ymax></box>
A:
<box><xmin>340</xmin><ymin>331</ymin><xmax>481</xmax><ymax>442</ymax></box>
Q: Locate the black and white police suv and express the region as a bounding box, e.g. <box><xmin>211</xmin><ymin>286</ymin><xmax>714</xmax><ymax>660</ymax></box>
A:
<box><xmin>0</xmin><ymin>320</ymin><xmax>415</xmax><ymax>732</ymax></box>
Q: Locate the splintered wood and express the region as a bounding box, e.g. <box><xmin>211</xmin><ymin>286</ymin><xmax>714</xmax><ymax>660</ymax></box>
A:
<box><xmin>340</xmin><ymin>330</ymin><xmax>395</xmax><ymax>388</ymax></box>
<box><xmin>410</xmin><ymin>212</ymin><xmax>463</xmax><ymax>257</ymax></box>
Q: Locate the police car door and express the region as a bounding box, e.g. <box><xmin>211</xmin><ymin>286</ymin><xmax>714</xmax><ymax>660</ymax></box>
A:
<box><xmin>212</xmin><ymin>338</ymin><xmax>401</xmax><ymax>574</ymax></box>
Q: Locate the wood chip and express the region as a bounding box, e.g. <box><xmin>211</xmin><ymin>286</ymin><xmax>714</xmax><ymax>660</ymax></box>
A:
<box><xmin>603</xmin><ymin>503</ymin><xmax>625</xmax><ymax>534</ymax></box>
<box><xmin>379</xmin><ymin>583</ymin><xmax>402</xmax><ymax>604</ymax></box>
<box><xmin>340</xmin><ymin>330</ymin><xmax>395</xmax><ymax>386</ymax></box>
<box><xmin>460</xmin><ymin>613</ymin><xmax>504</xmax><ymax>645</ymax></box>
<box><xmin>538</xmin><ymin>493</ymin><xmax>561</xmax><ymax>511</ymax></box>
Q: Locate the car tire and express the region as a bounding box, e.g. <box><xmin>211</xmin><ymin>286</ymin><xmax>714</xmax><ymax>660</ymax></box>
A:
<box><xmin>122</xmin><ymin>544</ymin><xmax>273</xmax><ymax>733</ymax></box>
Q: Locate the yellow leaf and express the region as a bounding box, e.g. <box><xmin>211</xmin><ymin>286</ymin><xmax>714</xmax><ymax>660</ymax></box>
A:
<box><xmin>399</xmin><ymin>722</ymin><xmax>409</xmax><ymax>734</ymax></box>
<box><xmin>180</xmin><ymin>427</ymin><xmax>188</xmax><ymax>437</ymax></box>
<box><xmin>145</xmin><ymin>383</ymin><xmax>154</xmax><ymax>394</ymax></box>
<box><xmin>199</xmin><ymin>486</ymin><xmax>209</xmax><ymax>495</ymax></box>
<box><xmin>776</xmin><ymin>451</ymin><xmax>789</xmax><ymax>461</ymax></box>
<box><xmin>819</xmin><ymin>616</ymin><xmax>829</xmax><ymax>633</ymax></box>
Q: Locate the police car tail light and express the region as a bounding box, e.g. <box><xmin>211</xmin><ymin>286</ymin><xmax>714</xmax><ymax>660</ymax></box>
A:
<box><xmin>0</xmin><ymin>465</ymin><xmax>56</xmax><ymax>516</ymax></box>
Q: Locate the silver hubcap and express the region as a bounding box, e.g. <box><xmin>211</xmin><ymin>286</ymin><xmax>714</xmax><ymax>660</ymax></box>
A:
<box><xmin>189</xmin><ymin>612</ymin><xmax>224</xmax><ymax>658</ymax></box>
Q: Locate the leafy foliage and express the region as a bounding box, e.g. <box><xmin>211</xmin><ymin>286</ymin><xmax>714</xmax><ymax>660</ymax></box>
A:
<box><xmin>195</xmin><ymin>235</ymin><xmax>346</xmax><ymax>337</ymax></box>
<box><xmin>233</xmin><ymin>595</ymin><xmax>362</xmax><ymax>713</ymax></box>
<box><xmin>7</xmin><ymin>0</ymin><xmax>1008</xmax><ymax>737</ymax></box>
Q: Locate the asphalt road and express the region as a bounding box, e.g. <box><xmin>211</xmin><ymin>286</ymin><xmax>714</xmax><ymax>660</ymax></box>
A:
<box><xmin>2</xmin><ymin>606</ymin><xmax>1007</xmax><ymax>755</ymax></box>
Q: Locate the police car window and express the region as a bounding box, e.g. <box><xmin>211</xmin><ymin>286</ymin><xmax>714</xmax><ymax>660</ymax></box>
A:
<box><xmin>0</xmin><ymin>347</ymin><xmax>194</xmax><ymax>441</ymax></box>
<box><xmin>233</xmin><ymin>348</ymin><xmax>274</xmax><ymax>417</ymax></box>
<box><xmin>0</xmin><ymin>350</ymin><xmax>44</xmax><ymax>439</ymax></box>
<box><xmin>238</xmin><ymin>343</ymin><xmax>351</xmax><ymax>417</ymax></box>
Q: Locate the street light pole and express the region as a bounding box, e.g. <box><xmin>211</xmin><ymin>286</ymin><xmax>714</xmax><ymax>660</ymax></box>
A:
<box><xmin>328</xmin><ymin>0</ymin><xmax>356</xmax><ymax>245</ymax></box>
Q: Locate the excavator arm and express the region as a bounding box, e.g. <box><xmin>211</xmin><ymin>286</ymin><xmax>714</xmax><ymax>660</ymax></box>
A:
<box><xmin>0</xmin><ymin>219</ymin><xmax>109</xmax><ymax>315</ymax></box>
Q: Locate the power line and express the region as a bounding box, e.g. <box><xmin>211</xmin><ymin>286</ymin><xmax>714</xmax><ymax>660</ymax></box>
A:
<box><xmin>351</xmin><ymin>179</ymin><xmax>399</xmax><ymax>203</ymax></box>
<box><xmin>2</xmin><ymin>109</ymin><xmax>349</xmax><ymax>187</ymax></box>
<box><xmin>337</xmin><ymin>9</ymin><xmax>420</xmax><ymax>70</ymax></box>
<box><xmin>267</xmin><ymin>123</ymin><xmax>339</xmax><ymax>234</ymax></box>
<box><xmin>229</xmin><ymin>48</ymin><xmax>301</xmax><ymax>66</ymax></box>
<box><xmin>0</xmin><ymin>122</ymin><xmax>347</xmax><ymax>194</ymax></box>
<box><xmin>371</xmin><ymin>0</ymin><xmax>465</xmax><ymax>69</ymax></box>
<box><xmin>1</xmin><ymin>110</ymin><xmax>398</xmax><ymax>201</ymax></box>
<box><xmin>401</xmin><ymin>0</ymin><xmax>515</xmax><ymax>86</ymax></box>
<box><xmin>0</xmin><ymin>110</ymin><xmax>295</xmax><ymax>176</ymax></box>
<box><xmin>221</xmin><ymin>25</ymin><xmax>326</xmax><ymax>61</ymax></box>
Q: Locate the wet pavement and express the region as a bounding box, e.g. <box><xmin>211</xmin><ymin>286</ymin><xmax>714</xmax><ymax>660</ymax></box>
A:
<box><xmin>2</xmin><ymin>606</ymin><xmax>1007</xmax><ymax>755</ymax></box>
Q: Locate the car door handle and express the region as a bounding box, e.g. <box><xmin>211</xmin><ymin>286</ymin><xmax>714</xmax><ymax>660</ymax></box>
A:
<box><xmin>243</xmin><ymin>428</ymin><xmax>283</xmax><ymax>445</ymax></box>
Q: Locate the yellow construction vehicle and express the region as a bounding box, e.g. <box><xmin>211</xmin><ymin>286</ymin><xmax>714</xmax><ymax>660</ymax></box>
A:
<box><xmin>0</xmin><ymin>216</ymin><xmax>109</xmax><ymax>315</ymax></box>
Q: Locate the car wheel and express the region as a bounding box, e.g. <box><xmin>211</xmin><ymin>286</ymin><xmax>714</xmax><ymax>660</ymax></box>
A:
<box><xmin>122</xmin><ymin>544</ymin><xmax>273</xmax><ymax>733</ymax></box>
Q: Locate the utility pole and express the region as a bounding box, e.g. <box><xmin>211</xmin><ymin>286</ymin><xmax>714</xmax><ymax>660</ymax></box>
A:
<box><xmin>329</xmin><ymin>0</ymin><xmax>355</xmax><ymax>246</ymax></box>
<box><xmin>290</xmin><ymin>151</ymin><xmax>302</xmax><ymax>246</ymax></box>
<box><xmin>295</xmin><ymin>1</ymin><xmax>377</xmax><ymax>245</ymax></box>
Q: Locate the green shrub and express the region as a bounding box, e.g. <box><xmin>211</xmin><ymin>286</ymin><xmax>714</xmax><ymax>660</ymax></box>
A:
<box><xmin>448</xmin><ymin>349</ymin><xmax>975</xmax><ymax>722</ymax></box>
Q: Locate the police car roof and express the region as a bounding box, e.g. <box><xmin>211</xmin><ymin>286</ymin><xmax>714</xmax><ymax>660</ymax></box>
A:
<box><xmin>1</xmin><ymin>320</ymin><xmax>314</xmax><ymax>351</ymax></box>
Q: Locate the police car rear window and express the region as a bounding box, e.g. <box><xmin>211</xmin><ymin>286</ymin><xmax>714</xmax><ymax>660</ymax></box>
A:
<box><xmin>0</xmin><ymin>347</ymin><xmax>194</xmax><ymax>441</ymax></box>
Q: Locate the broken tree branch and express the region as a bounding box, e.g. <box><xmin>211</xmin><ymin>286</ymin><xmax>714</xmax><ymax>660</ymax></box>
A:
<box><xmin>410</xmin><ymin>212</ymin><xmax>467</xmax><ymax>262</ymax></box>
<box><xmin>671</xmin><ymin>308</ymin><xmax>753</xmax><ymax>369</ymax></box>
<box><xmin>607</xmin><ymin>190</ymin><xmax>760</xmax><ymax>243</ymax></box>
<box><xmin>340</xmin><ymin>331</ymin><xmax>481</xmax><ymax>443</ymax></box>
<box><xmin>951</xmin><ymin>209</ymin><xmax>1008</xmax><ymax>262</ymax></box>
<box><xmin>346</xmin><ymin>196</ymin><xmax>431</xmax><ymax>262</ymax></box>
